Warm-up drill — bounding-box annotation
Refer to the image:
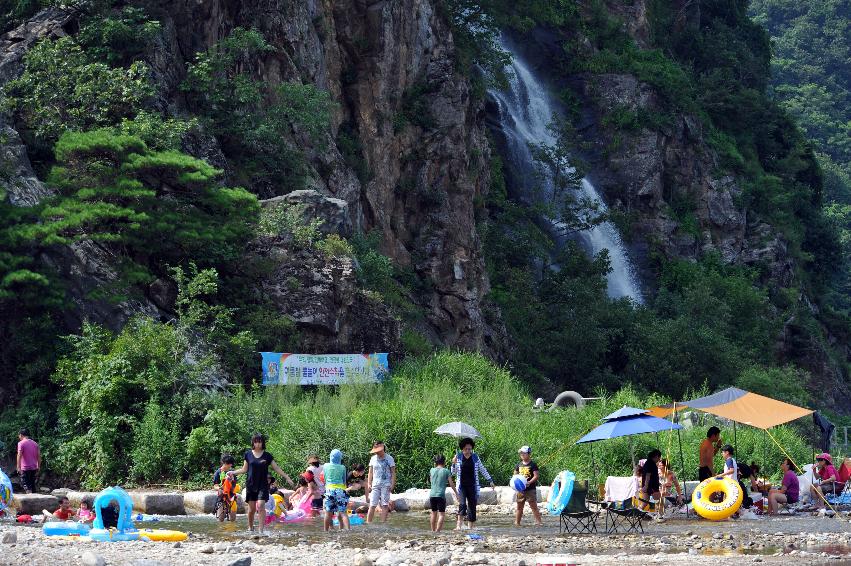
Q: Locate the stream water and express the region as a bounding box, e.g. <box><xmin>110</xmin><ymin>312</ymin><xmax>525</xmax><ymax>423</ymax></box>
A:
<box><xmin>489</xmin><ymin>39</ymin><xmax>643</xmax><ymax>303</ymax></box>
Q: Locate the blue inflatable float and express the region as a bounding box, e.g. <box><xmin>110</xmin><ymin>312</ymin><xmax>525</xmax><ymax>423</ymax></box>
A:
<box><xmin>546</xmin><ymin>470</ymin><xmax>575</xmax><ymax>515</ymax></box>
<box><xmin>0</xmin><ymin>468</ymin><xmax>12</xmax><ymax>515</ymax></box>
<box><xmin>43</xmin><ymin>521</ymin><xmax>90</xmax><ymax>537</ymax></box>
<box><xmin>89</xmin><ymin>486</ymin><xmax>140</xmax><ymax>542</ymax></box>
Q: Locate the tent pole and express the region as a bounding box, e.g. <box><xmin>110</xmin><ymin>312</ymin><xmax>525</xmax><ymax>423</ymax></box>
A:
<box><xmin>591</xmin><ymin>443</ymin><xmax>597</xmax><ymax>490</ymax></box>
<box><xmin>677</xmin><ymin>425</ymin><xmax>687</xmax><ymax>517</ymax></box>
<box><xmin>733</xmin><ymin>421</ymin><xmax>738</xmax><ymax>453</ymax></box>
<box><xmin>763</xmin><ymin>429</ymin><xmax>767</xmax><ymax>487</ymax></box>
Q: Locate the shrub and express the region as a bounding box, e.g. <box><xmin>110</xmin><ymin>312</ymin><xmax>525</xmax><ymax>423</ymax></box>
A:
<box><xmin>130</xmin><ymin>402</ymin><xmax>183</xmax><ymax>483</ymax></box>
<box><xmin>77</xmin><ymin>6</ymin><xmax>161</xmax><ymax>66</ymax></box>
<box><xmin>316</xmin><ymin>234</ymin><xmax>354</xmax><ymax>258</ymax></box>
<box><xmin>3</xmin><ymin>36</ymin><xmax>153</xmax><ymax>142</ymax></box>
<box><xmin>182</xmin><ymin>28</ymin><xmax>334</xmax><ymax>194</ymax></box>
<box><xmin>258</xmin><ymin>202</ymin><xmax>322</xmax><ymax>248</ymax></box>
<box><xmin>53</xmin><ymin>318</ymin><xmax>202</xmax><ymax>488</ymax></box>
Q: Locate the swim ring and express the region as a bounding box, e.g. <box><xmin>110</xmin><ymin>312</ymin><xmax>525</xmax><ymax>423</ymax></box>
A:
<box><xmin>138</xmin><ymin>529</ymin><xmax>188</xmax><ymax>542</ymax></box>
<box><xmin>332</xmin><ymin>513</ymin><xmax>365</xmax><ymax>527</ymax></box>
<box><xmin>546</xmin><ymin>470</ymin><xmax>575</xmax><ymax>515</ymax></box>
<box><xmin>691</xmin><ymin>476</ymin><xmax>743</xmax><ymax>521</ymax></box>
<box><xmin>43</xmin><ymin>521</ymin><xmax>91</xmax><ymax>537</ymax></box>
<box><xmin>89</xmin><ymin>528</ymin><xmax>140</xmax><ymax>542</ymax></box>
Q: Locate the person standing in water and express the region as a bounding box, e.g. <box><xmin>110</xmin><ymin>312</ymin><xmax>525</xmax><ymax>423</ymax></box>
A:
<box><xmin>365</xmin><ymin>441</ymin><xmax>396</xmax><ymax>523</ymax></box>
<box><xmin>322</xmin><ymin>449</ymin><xmax>350</xmax><ymax>531</ymax></box>
<box><xmin>230</xmin><ymin>433</ymin><xmax>293</xmax><ymax>533</ymax></box>
<box><xmin>451</xmin><ymin>437</ymin><xmax>494</xmax><ymax>530</ymax></box>
<box><xmin>514</xmin><ymin>446</ymin><xmax>543</xmax><ymax>526</ymax></box>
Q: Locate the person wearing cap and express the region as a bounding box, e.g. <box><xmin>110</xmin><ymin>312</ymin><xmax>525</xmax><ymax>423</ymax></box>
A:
<box><xmin>322</xmin><ymin>449</ymin><xmax>350</xmax><ymax>530</ymax></box>
<box><xmin>290</xmin><ymin>471</ymin><xmax>317</xmax><ymax>513</ymax></box>
<box><xmin>811</xmin><ymin>453</ymin><xmax>843</xmax><ymax>508</ymax></box>
<box><xmin>514</xmin><ymin>446</ymin><xmax>542</xmax><ymax>526</ymax></box>
<box><xmin>366</xmin><ymin>441</ymin><xmax>396</xmax><ymax>523</ymax></box>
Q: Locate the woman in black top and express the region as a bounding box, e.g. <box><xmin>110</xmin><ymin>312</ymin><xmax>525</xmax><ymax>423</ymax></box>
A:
<box><xmin>231</xmin><ymin>433</ymin><xmax>293</xmax><ymax>533</ymax></box>
<box><xmin>640</xmin><ymin>449</ymin><xmax>662</xmax><ymax>514</ymax></box>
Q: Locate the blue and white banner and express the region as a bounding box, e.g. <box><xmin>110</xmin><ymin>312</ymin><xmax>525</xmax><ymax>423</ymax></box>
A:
<box><xmin>261</xmin><ymin>353</ymin><xmax>389</xmax><ymax>385</ymax></box>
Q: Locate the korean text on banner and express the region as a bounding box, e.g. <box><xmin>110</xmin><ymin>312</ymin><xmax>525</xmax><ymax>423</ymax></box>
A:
<box><xmin>260</xmin><ymin>353</ymin><xmax>389</xmax><ymax>385</ymax></box>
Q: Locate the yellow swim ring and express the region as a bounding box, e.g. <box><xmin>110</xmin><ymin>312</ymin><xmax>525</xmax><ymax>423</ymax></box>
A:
<box><xmin>138</xmin><ymin>529</ymin><xmax>188</xmax><ymax>542</ymax></box>
<box><xmin>271</xmin><ymin>493</ymin><xmax>286</xmax><ymax>517</ymax></box>
<box><xmin>691</xmin><ymin>476</ymin><xmax>743</xmax><ymax>521</ymax></box>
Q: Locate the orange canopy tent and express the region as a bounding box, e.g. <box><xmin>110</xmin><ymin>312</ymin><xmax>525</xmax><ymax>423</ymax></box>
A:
<box><xmin>646</xmin><ymin>387</ymin><xmax>813</xmax><ymax>429</ymax></box>
<box><xmin>647</xmin><ymin>388</ymin><xmax>813</xmax><ymax>489</ymax></box>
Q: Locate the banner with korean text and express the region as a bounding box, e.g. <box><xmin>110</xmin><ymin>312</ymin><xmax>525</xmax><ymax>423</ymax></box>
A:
<box><xmin>260</xmin><ymin>353</ymin><xmax>389</xmax><ymax>385</ymax></box>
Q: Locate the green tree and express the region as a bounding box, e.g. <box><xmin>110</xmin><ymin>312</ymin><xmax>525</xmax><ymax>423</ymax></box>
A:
<box><xmin>3</xmin><ymin>36</ymin><xmax>153</xmax><ymax>142</ymax></box>
<box><xmin>182</xmin><ymin>28</ymin><xmax>334</xmax><ymax>195</ymax></box>
<box><xmin>53</xmin><ymin>318</ymin><xmax>202</xmax><ymax>487</ymax></box>
<box><xmin>24</xmin><ymin>129</ymin><xmax>258</xmax><ymax>290</ymax></box>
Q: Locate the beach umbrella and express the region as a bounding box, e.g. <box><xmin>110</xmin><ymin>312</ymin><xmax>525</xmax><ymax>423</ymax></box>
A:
<box><xmin>601</xmin><ymin>406</ymin><xmax>649</xmax><ymax>421</ymax></box>
<box><xmin>434</xmin><ymin>422</ymin><xmax>482</xmax><ymax>439</ymax></box>
<box><xmin>576</xmin><ymin>406</ymin><xmax>683</xmax><ymax>490</ymax></box>
<box><xmin>576</xmin><ymin>413</ymin><xmax>683</xmax><ymax>444</ymax></box>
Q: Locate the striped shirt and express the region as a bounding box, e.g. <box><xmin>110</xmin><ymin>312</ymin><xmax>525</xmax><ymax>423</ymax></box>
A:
<box><xmin>451</xmin><ymin>453</ymin><xmax>492</xmax><ymax>495</ymax></box>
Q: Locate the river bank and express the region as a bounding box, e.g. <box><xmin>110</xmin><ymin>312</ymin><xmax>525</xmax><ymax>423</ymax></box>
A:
<box><xmin>3</xmin><ymin>508</ymin><xmax>851</xmax><ymax>565</ymax></box>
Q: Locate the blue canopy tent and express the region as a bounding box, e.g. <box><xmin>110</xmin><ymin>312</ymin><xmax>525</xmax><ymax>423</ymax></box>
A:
<box><xmin>576</xmin><ymin>406</ymin><xmax>683</xmax><ymax>492</ymax></box>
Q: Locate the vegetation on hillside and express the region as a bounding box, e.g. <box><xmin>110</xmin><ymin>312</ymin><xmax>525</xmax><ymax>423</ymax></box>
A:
<box><xmin>460</xmin><ymin>0</ymin><xmax>850</xmax><ymax>405</ymax></box>
<box><xmin>0</xmin><ymin>0</ymin><xmax>845</xmax><ymax>485</ymax></box>
<box><xmin>44</xmin><ymin>344</ymin><xmax>815</xmax><ymax>489</ymax></box>
<box><xmin>750</xmin><ymin>0</ymin><xmax>851</xmax><ymax>316</ymax></box>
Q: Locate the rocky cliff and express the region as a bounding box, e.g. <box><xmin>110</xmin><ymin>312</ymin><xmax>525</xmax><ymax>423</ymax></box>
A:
<box><xmin>0</xmin><ymin>0</ymin><xmax>500</xmax><ymax>356</ymax></box>
<box><xmin>148</xmin><ymin>0</ymin><xmax>497</xmax><ymax>352</ymax></box>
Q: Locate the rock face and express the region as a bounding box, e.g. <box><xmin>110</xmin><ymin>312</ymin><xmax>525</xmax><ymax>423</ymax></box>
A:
<box><xmin>252</xmin><ymin>236</ymin><xmax>401</xmax><ymax>354</ymax></box>
<box><xmin>147</xmin><ymin>0</ymin><xmax>497</xmax><ymax>354</ymax></box>
<box><xmin>583</xmin><ymin>73</ymin><xmax>794</xmax><ymax>289</ymax></box>
<box><xmin>0</xmin><ymin>1</ymin><xmax>500</xmax><ymax>357</ymax></box>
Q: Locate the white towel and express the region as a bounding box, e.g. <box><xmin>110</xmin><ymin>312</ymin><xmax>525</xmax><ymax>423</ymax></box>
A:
<box><xmin>605</xmin><ymin>475</ymin><xmax>638</xmax><ymax>502</ymax></box>
<box><xmin>797</xmin><ymin>463</ymin><xmax>815</xmax><ymax>504</ymax></box>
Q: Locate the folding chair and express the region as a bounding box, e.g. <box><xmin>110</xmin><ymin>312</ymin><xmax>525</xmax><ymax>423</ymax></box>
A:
<box><xmin>605</xmin><ymin>496</ymin><xmax>651</xmax><ymax>534</ymax></box>
<box><xmin>559</xmin><ymin>480</ymin><xmax>599</xmax><ymax>534</ymax></box>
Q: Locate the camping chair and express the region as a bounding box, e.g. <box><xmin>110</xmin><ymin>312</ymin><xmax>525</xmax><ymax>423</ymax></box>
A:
<box><xmin>604</xmin><ymin>496</ymin><xmax>651</xmax><ymax>534</ymax></box>
<box><xmin>559</xmin><ymin>480</ymin><xmax>599</xmax><ymax>534</ymax></box>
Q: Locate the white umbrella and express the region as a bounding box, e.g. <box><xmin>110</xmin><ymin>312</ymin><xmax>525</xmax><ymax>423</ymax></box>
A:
<box><xmin>434</xmin><ymin>421</ymin><xmax>481</xmax><ymax>439</ymax></box>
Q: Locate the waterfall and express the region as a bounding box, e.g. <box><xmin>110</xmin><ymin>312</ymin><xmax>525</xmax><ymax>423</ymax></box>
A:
<box><xmin>489</xmin><ymin>41</ymin><xmax>643</xmax><ymax>303</ymax></box>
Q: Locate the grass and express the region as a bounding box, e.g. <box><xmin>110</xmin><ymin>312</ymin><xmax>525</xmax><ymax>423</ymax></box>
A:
<box><xmin>193</xmin><ymin>351</ymin><xmax>813</xmax><ymax>490</ymax></box>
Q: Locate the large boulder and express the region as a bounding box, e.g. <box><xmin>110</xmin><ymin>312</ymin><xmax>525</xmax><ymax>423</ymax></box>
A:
<box><xmin>13</xmin><ymin>493</ymin><xmax>58</xmax><ymax>514</ymax></box>
<box><xmin>252</xmin><ymin>243</ymin><xmax>400</xmax><ymax>354</ymax></box>
<box><xmin>128</xmin><ymin>491</ymin><xmax>185</xmax><ymax>515</ymax></box>
<box><xmin>261</xmin><ymin>189</ymin><xmax>353</xmax><ymax>238</ymax></box>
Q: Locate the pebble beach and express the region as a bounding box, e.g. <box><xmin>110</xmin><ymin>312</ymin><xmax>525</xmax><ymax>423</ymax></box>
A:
<box><xmin>3</xmin><ymin>505</ymin><xmax>851</xmax><ymax>566</ymax></box>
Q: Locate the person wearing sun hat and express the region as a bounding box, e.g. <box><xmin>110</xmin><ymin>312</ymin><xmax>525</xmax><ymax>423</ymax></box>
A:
<box><xmin>365</xmin><ymin>441</ymin><xmax>395</xmax><ymax>523</ymax></box>
<box><xmin>811</xmin><ymin>452</ymin><xmax>843</xmax><ymax>507</ymax></box>
<box><xmin>514</xmin><ymin>445</ymin><xmax>542</xmax><ymax>526</ymax></box>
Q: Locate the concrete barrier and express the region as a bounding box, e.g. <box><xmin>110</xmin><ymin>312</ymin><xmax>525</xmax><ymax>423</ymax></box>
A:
<box><xmin>128</xmin><ymin>491</ymin><xmax>185</xmax><ymax>515</ymax></box>
<box><xmin>183</xmin><ymin>491</ymin><xmax>245</xmax><ymax>514</ymax></box>
<box><xmin>13</xmin><ymin>493</ymin><xmax>58</xmax><ymax>515</ymax></box>
<box><xmin>65</xmin><ymin>491</ymin><xmax>99</xmax><ymax>507</ymax></box>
